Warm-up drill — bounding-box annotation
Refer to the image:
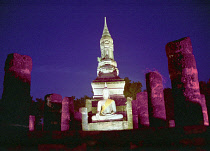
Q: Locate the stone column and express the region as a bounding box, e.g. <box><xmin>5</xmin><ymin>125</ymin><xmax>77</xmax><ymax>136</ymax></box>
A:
<box><xmin>166</xmin><ymin>37</ymin><xmax>203</xmax><ymax>126</ymax></box>
<box><xmin>1</xmin><ymin>53</ymin><xmax>32</xmax><ymax>126</ymax></box>
<box><xmin>146</xmin><ymin>71</ymin><xmax>166</xmax><ymax>127</ymax></box>
<box><xmin>127</xmin><ymin>97</ymin><xmax>133</xmax><ymax>129</ymax></box>
<box><xmin>132</xmin><ymin>115</ymin><xmax>139</xmax><ymax>129</ymax></box>
<box><xmin>29</xmin><ymin>115</ymin><xmax>35</xmax><ymax>131</ymax></box>
<box><xmin>80</xmin><ymin>107</ymin><xmax>88</xmax><ymax>131</ymax></box>
<box><xmin>136</xmin><ymin>92</ymin><xmax>149</xmax><ymax>127</ymax></box>
<box><xmin>132</xmin><ymin>100</ymin><xmax>139</xmax><ymax>129</ymax></box>
<box><xmin>200</xmin><ymin>95</ymin><xmax>209</xmax><ymax>126</ymax></box>
<box><xmin>61</xmin><ymin>97</ymin><xmax>70</xmax><ymax>131</ymax></box>
<box><xmin>164</xmin><ymin>88</ymin><xmax>175</xmax><ymax>127</ymax></box>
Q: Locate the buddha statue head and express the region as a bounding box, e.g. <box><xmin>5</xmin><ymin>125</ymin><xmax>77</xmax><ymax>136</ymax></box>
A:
<box><xmin>103</xmin><ymin>82</ymin><xmax>110</xmax><ymax>100</ymax></box>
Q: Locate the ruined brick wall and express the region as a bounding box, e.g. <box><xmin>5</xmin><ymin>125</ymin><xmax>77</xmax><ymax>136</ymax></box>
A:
<box><xmin>166</xmin><ymin>37</ymin><xmax>203</xmax><ymax>126</ymax></box>
<box><xmin>1</xmin><ymin>53</ymin><xmax>32</xmax><ymax>125</ymax></box>
<box><xmin>146</xmin><ymin>71</ymin><xmax>166</xmax><ymax>127</ymax></box>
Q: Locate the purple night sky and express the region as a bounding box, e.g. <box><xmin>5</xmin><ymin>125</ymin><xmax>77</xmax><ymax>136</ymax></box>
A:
<box><xmin>0</xmin><ymin>1</ymin><xmax>209</xmax><ymax>99</ymax></box>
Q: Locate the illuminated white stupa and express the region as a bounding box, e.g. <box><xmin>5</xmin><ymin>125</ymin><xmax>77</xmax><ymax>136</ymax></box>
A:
<box><xmin>91</xmin><ymin>17</ymin><xmax>125</xmax><ymax>99</ymax></box>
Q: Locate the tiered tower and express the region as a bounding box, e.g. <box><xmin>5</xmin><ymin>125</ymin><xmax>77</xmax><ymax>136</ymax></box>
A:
<box><xmin>91</xmin><ymin>17</ymin><xmax>125</xmax><ymax>99</ymax></box>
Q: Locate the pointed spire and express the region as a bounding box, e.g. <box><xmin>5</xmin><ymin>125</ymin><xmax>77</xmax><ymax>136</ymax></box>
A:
<box><xmin>102</xmin><ymin>17</ymin><xmax>111</xmax><ymax>37</ymax></box>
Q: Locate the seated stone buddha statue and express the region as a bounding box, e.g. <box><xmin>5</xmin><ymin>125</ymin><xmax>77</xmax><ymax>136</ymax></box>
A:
<box><xmin>92</xmin><ymin>83</ymin><xmax>123</xmax><ymax>121</ymax></box>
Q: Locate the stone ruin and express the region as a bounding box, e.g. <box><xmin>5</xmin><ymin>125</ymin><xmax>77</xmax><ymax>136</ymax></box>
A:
<box><xmin>61</xmin><ymin>97</ymin><xmax>74</xmax><ymax>131</ymax></box>
<box><xmin>0</xmin><ymin>53</ymin><xmax>78</xmax><ymax>131</ymax></box>
<box><xmin>146</xmin><ymin>71</ymin><xmax>167</xmax><ymax>127</ymax></box>
<box><xmin>166</xmin><ymin>37</ymin><xmax>208</xmax><ymax>126</ymax></box>
<box><xmin>200</xmin><ymin>94</ymin><xmax>209</xmax><ymax>126</ymax></box>
<box><xmin>44</xmin><ymin>93</ymin><xmax>63</xmax><ymax>131</ymax></box>
<box><xmin>0</xmin><ymin>37</ymin><xmax>209</xmax><ymax>132</ymax></box>
<box><xmin>132</xmin><ymin>37</ymin><xmax>209</xmax><ymax>129</ymax></box>
<box><xmin>42</xmin><ymin>94</ymin><xmax>76</xmax><ymax>131</ymax></box>
<box><xmin>132</xmin><ymin>71</ymin><xmax>168</xmax><ymax>128</ymax></box>
<box><xmin>164</xmin><ymin>88</ymin><xmax>175</xmax><ymax>127</ymax></box>
<box><xmin>1</xmin><ymin>53</ymin><xmax>32</xmax><ymax>126</ymax></box>
<box><xmin>132</xmin><ymin>92</ymin><xmax>149</xmax><ymax>128</ymax></box>
<box><xmin>29</xmin><ymin>115</ymin><xmax>35</xmax><ymax>131</ymax></box>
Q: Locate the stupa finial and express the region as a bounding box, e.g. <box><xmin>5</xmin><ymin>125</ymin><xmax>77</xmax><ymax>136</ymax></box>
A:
<box><xmin>105</xmin><ymin>17</ymin><xmax>107</xmax><ymax>26</ymax></box>
<box><xmin>102</xmin><ymin>17</ymin><xmax>111</xmax><ymax>37</ymax></box>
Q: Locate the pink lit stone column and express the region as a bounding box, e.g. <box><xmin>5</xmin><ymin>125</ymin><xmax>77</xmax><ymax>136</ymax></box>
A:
<box><xmin>146</xmin><ymin>71</ymin><xmax>166</xmax><ymax>127</ymax></box>
<box><xmin>136</xmin><ymin>92</ymin><xmax>149</xmax><ymax>127</ymax></box>
<box><xmin>29</xmin><ymin>115</ymin><xmax>35</xmax><ymax>131</ymax></box>
<box><xmin>1</xmin><ymin>53</ymin><xmax>32</xmax><ymax>126</ymax></box>
<box><xmin>132</xmin><ymin>115</ymin><xmax>139</xmax><ymax>129</ymax></box>
<box><xmin>200</xmin><ymin>95</ymin><xmax>209</xmax><ymax>126</ymax></box>
<box><xmin>166</xmin><ymin>37</ymin><xmax>203</xmax><ymax>126</ymax></box>
<box><xmin>132</xmin><ymin>100</ymin><xmax>139</xmax><ymax>129</ymax></box>
<box><xmin>61</xmin><ymin>97</ymin><xmax>70</xmax><ymax>131</ymax></box>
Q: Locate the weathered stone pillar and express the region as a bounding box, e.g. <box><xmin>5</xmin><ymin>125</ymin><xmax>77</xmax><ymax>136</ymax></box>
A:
<box><xmin>137</xmin><ymin>92</ymin><xmax>149</xmax><ymax>127</ymax></box>
<box><xmin>61</xmin><ymin>97</ymin><xmax>70</xmax><ymax>131</ymax></box>
<box><xmin>146</xmin><ymin>71</ymin><xmax>166</xmax><ymax>127</ymax></box>
<box><xmin>166</xmin><ymin>37</ymin><xmax>203</xmax><ymax>126</ymax></box>
<box><xmin>80</xmin><ymin>107</ymin><xmax>88</xmax><ymax>131</ymax></box>
<box><xmin>164</xmin><ymin>88</ymin><xmax>175</xmax><ymax>127</ymax></box>
<box><xmin>1</xmin><ymin>53</ymin><xmax>32</xmax><ymax>126</ymax></box>
<box><xmin>44</xmin><ymin>93</ymin><xmax>62</xmax><ymax>131</ymax></box>
<box><xmin>127</xmin><ymin>97</ymin><xmax>133</xmax><ymax>129</ymax></box>
<box><xmin>132</xmin><ymin>114</ymin><xmax>139</xmax><ymax>129</ymax></box>
<box><xmin>200</xmin><ymin>95</ymin><xmax>209</xmax><ymax>126</ymax></box>
<box><xmin>132</xmin><ymin>100</ymin><xmax>139</xmax><ymax>129</ymax></box>
<box><xmin>29</xmin><ymin>115</ymin><xmax>35</xmax><ymax>131</ymax></box>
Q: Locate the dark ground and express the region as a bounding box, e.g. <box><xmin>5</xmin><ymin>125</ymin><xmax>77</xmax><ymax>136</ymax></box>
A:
<box><xmin>0</xmin><ymin>125</ymin><xmax>209</xmax><ymax>150</ymax></box>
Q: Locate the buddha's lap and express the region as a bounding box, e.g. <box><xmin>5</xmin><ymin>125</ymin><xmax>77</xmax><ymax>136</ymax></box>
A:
<box><xmin>92</xmin><ymin>114</ymin><xmax>123</xmax><ymax>121</ymax></box>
